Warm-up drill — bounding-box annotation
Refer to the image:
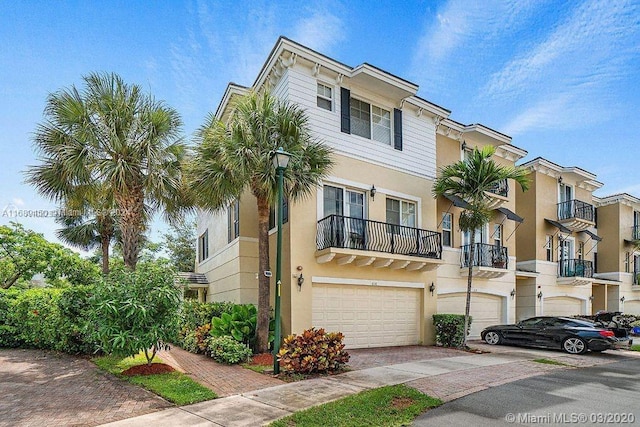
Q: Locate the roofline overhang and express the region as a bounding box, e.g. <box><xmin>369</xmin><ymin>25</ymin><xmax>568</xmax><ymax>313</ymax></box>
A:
<box><xmin>520</xmin><ymin>157</ymin><xmax>603</xmax><ymax>190</ymax></box>
<box><xmin>214</xmin><ymin>83</ymin><xmax>250</xmax><ymax>121</ymax></box>
<box><xmin>594</xmin><ymin>193</ymin><xmax>640</xmax><ymax>207</ymax></box>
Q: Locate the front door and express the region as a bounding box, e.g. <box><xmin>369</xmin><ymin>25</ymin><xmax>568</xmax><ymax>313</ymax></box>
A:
<box><xmin>559</xmin><ymin>238</ymin><xmax>574</xmax><ymax>276</ymax></box>
<box><xmin>345</xmin><ymin>190</ymin><xmax>366</xmax><ymax>248</ymax></box>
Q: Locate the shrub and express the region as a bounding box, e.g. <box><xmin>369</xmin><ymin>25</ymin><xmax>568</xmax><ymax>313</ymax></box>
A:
<box><xmin>211</xmin><ymin>304</ymin><xmax>260</xmax><ymax>349</ymax></box>
<box><xmin>180</xmin><ymin>300</ymin><xmax>234</xmax><ymax>331</ymax></box>
<box><xmin>277</xmin><ymin>328</ymin><xmax>350</xmax><ymax>374</ymax></box>
<box><xmin>56</xmin><ymin>285</ymin><xmax>97</xmax><ymax>354</ymax></box>
<box><xmin>91</xmin><ymin>261</ymin><xmax>182</xmax><ymax>365</ymax></box>
<box><xmin>207</xmin><ymin>335</ymin><xmax>252</xmax><ymax>364</ymax></box>
<box><xmin>433</xmin><ymin>314</ymin><xmax>472</xmax><ymax>348</ymax></box>
<box><xmin>0</xmin><ymin>289</ymin><xmax>20</xmax><ymax>348</ymax></box>
<box><xmin>12</xmin><ymin>288</ymin><xmax>64</xmax><ymax>350</ymax></box>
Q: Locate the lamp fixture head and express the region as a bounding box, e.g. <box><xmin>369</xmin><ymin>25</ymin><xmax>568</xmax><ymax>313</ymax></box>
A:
<box><xmin>272</xmin><ymin>146</ymin><xmax>292</xmax><ymax>170</ymax></box>
<box><xmin>589</xmin><ymin>295</ymin><xmax>594</xmax><ymax>301</ymax></box>
<box><xmin>510</xmin><ymin>289</ymin><xmax>516</xmax><ymax>298</ymax></box>
<box><xmin>429</xmin><ymin>282</ymin><xmax>435</xmax><ymax>296</ymax></box>
<box><xmin>621</xmin><ymin>296</ymin><xmax>626</xmax><ymax>303</ymax></box>
<box><xmin>537</xmin><ymin>291</ymin><xmax>543</xmax><ymax>300</ymax></box>
<box><xmin>370</xmin><ymin>185</ymin><xmax>376</xmax><ymax>201</ymax></box>
<box><xmin>297</xmin><ymin>273</ymin><xmax>304</xmax><ymax>290</ymax></box>
<box><xmin>461</xmin><ymin>141</ymin><xmax>467</xmax><ymax>151</ymax></box>
<box><xmin>558</xmin><ymin>176</ymin><xmax>563</xmax><ymax>184</ymax></box>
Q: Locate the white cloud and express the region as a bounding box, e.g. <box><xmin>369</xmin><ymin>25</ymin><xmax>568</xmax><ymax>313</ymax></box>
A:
<box><xmin>291</xmin><ymin>10</ymin><xmax>345</xmax><ymax>53</ymax></box>
<box><xmin>483</xmin><ymin>0</ymin><xmax>640</xmax><ymax>134</ymax></box>
<box><xmin>12</xmin><ymin>197</ymin><xmax>25</xmax><ymax>207</ymax></box>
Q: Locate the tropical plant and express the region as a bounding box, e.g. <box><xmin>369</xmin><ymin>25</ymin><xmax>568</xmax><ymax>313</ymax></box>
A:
<box><xmin>186</xmin><ymin>91</ymin><xmax>334</xmax><ymax>353</ymax></box>
<box><xmin>162</xmin><ymin>219</ymin><xmax>196</xmax><ymax>272</ymax></box>
<box><xmin>432</xmin><ymin>314</ymin><xmax>471</xmax><ymax>348</ymax></box>
<box><xmin>210</xmin><ymin>303</ymin><xmax>275</xmax><ymax>351</ymax></box>
<box><xmin>0</xmin><ymin>222</ymin><xmax>100</xmax><ymax>289</ymax></box>
<box><xmin>277</xmin><ymin>328</ymin><xmax>350</xmax><ymax>374</ymax></box>
<box><xmin>26</xmin><ymin>72</ymin><xmax>192</xmax><ymax>270</ymax></box>
<box><xmin>433</xmin><ymin>145</ymin><xmax>529</xmax><ymax>348</ymax></box>
<box><xmin>91</xmin><ymin>260</ymin><xmax>182</xmax><ymax>365</ymax></box>
<box><xmin>206</xmin><ymin>335</ymin><xmax>253</xmax><ymax>364</ymax></box>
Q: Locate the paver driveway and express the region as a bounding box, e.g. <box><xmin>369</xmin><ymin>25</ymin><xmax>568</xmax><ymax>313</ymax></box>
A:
<box><xmin>0</xmin><ymin>349</ymin><xmax>171</xmax><ymax>427</ymax></box>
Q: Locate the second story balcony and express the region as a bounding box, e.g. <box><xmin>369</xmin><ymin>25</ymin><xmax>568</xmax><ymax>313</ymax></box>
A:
<box><xmin>557</xmin><ymin>259</ymin><xmax>593</xmax><ymax>286</ymax></box>
<box><xmin>484</xmin><ymin>179</ymin><xmax>509</xmax><ymax>209</ymax></box>
<box><xmin>315</xmin><ymin>214</ymin><xmax>443</xmax><ymax>271</ymax></box>
<box><xmin>556</xmin><ymin>199</ymin><xmax>595</xmax><ymax>231</ymax></box>
<box><xmin>459</xmin><ymin>243</ymin><xmax>509</xmax><ymax>279</ymax></box>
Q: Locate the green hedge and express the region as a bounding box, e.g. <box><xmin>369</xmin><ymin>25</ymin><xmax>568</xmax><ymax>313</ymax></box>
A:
<box><xmin>433</xmin><ymin>314</ymin><xmax>472</xmax><ymax>348</ymax></box>
<box><xmin>0</xmin><ymin>286</ymin><xmax>96</xmax><ymax>353</ymax></box>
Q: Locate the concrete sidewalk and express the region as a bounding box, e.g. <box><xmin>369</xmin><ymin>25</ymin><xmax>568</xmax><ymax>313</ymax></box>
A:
<box><xmin>101</xmin><ymin>346</ymin><xmax>634</xmax><ymax>427</ymax></box>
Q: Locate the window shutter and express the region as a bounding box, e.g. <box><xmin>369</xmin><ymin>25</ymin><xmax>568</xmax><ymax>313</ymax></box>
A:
<box><xmin>393</xmin><ymin>108</ymin><xmax>403</xmax><ymax>150</ymax></box>
<box><xmin>340</xmin><ymin>87</ymin><xmax>350</xmax><ymax>133</ymax></box>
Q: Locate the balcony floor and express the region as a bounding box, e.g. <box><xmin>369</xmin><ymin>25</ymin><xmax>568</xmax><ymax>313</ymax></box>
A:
<box><xmin>460</xmin><ymin>265</ymin><xmax>509</xmax><ymax>279</ymax></box>
<box><xmin>315</xmin><ymin>247</ymin><xmax>443</xmax><ymax>272</ymax></box>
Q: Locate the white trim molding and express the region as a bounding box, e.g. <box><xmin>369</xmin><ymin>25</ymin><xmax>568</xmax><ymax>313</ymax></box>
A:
<box><xmin>311</xmin><ymin>276</ymin><xmax>424</xmax><ymax>289</ymax></box>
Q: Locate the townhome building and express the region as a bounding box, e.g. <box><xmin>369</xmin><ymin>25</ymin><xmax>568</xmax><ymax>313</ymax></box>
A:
<box><xmin>195</xmin><ymin>37</ymin><xmax>525</xmax><ymax>347</ymax></box>
<box><xmin>514</xmin><ymin>158</ymin><xmax>612</xmax><ymax>319</ymax></box>
<box><xmin>593</xmin><ymin>193</ymin><xmax>640</xmax><ymax>313</ymax></box>
<box><xmin>435</xmin><ymin>127</ymin><xmax>526</xmax><ymax>337</ymax></box>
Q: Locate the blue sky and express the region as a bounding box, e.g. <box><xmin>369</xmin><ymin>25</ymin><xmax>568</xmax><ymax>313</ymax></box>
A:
<box><xmin>1</xmin><ymin>0</ymin><xmax>639</xmax><ymax>250</ymax></box>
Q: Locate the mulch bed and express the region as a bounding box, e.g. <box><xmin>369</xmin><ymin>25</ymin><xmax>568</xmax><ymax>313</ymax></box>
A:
<box><xmin>121</xmin><ymin>363</ymin><xmax>175</xmax><ymax>376</ymax></box>
<box><xmin>250</xmin><ymin>353</ymin><xmax>275</xmax><ymax>366</ymax></box>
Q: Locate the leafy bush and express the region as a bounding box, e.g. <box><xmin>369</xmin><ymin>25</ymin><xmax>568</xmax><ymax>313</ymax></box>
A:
<box><xmin>91</xmin><ymin>261</ymin><xmax>182</xmax><ymax>364</ymax></box>
<box><xmin>57</xmin><ymin>286</ymin><xmax>97</xmax><ymax>353</ymax></box>
<box><xmin>207</xmin><ymin>335</ymin><xmax>252</xmax><ymax>364</ymax></box>
<box><xmin>180</xmin><ymin>300</ymin><xmax>234</xmax><ymax>331</ymax></box>
<box><xmin>433</xmin><ymin>314</ymin><xmax>472</xmax><ymax>348</ymax></box>
<box><xmin>0</xmin><ymin>289</ymin><xmax>20</xmax><ymax>348</ymax></box>
<box><xmin>211</xmin><ymin>304</ymin><xmax>260</xmax><ymax>349</ymax></box>
<box><xmin>277</xmin><ymin>328</ymin><xmax>350</xmax><ymax>374</ymax></box>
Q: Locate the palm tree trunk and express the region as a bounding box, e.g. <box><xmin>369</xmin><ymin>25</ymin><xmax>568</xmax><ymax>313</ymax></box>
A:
<box><xmin>100</xmin><ymin>233</ymin><xmax>110</xmax><ymax>275</ymax></box>
<box><xmin>255</xmin><ymin>196</ymin><xmax>271</xmax><ymax>354</ymax></box>
<box><xmin>462</xmin><ymin>233</ymin><xmax>475</xmax><ymax>349</ymax></box>
<box><xmin>115</xmin><ymin>191</ymin><xmax>144</xmax><ymax>270</ymax></box>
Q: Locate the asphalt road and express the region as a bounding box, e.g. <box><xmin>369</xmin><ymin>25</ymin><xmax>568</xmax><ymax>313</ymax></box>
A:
<box><xmin>413</xmin><ymin>358</ymin><xmax>640</xmax><ymax>426</ymax></box>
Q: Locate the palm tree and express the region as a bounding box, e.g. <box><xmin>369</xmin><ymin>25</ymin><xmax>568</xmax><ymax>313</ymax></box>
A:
<box><xmin>433</xmin><ymin>145</ymin><xmax>529</xmax><ymax>348</ymax></box>
<box><xmin>26</xmin><ymin>72</ymin><xmax>190</xmax><ymax>269</ymax></box>
<box><xmin>187</xmin><ymin>91</ymin><xmax>334</xmax><ymax>353</ymax></box>
<box><xmin>55</xmin><ymin>189</ymin><xmax>119</xmax><ymax>274</ymax></box>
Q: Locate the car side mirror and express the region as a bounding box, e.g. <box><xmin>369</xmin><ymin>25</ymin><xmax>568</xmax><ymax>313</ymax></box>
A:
<box><xmin>516</xmin><ymin>321</ymin><xmax>523</xmax><ymax>328</ymax></box>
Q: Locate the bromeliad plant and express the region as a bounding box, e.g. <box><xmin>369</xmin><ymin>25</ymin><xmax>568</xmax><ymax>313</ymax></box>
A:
<box><xmin>277</xmin><ymin>328</ymin><xmax>350</xmax><ymax>374</ymax></box>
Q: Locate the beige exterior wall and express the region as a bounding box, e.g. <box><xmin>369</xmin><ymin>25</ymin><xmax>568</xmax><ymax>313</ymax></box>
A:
<box><xmin>284</xmin><ymin>153</ymin><xmax>439</xmax><ymax>344</ymax></box>
<box><xmin>596</xmin><ymin>203</ymin><xmax>622</xmax><ymax>273</ymax></box>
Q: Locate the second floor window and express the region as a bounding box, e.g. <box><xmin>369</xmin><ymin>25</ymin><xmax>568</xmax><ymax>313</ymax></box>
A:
<box><xmin>545</xmin><ymin>235</ymin><xmax>553</xmax><ymax>261</ymax></box>
<box><xmin>442</xmin><ymin>213</ymin><xmax>452</xmax><ymax>247</ymax></box>
<box><xmin>493</xmin><ymin>224</ymin><xmax>502</xmax><ymax>247</ymax></box>
<box><xmin>386</xmin><ymin>198</ymin><xmax>416</xmax><ymax>229</ymax></box>
<box><xmin>198</xmin><ymin>230</ymin><xmax>209</xmax><ymax>262</ymax></box>
<box><xmin>227</xmin><ymin>200</ymin><xmax>240</xmax><ymax>243</ymax></box>
<box><xmin>350</xmin><ymin>98</ymin><xmax>391</xmax><ymax>144</ymax></box>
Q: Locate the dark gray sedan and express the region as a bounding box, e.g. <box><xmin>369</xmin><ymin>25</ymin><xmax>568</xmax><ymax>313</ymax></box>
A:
<box><xmin>481</xmin><ymin>316</ymin><xmax>632</xmax><ymax>354</ymax></box>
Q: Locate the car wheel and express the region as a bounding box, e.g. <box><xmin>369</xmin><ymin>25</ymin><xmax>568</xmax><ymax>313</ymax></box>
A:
<box><xmin>562</xmin><ymin>337</ymin><xmax>587</xmax><ymax>354</ymax></box>
<box><xmin>484</xmin><ymin>331</ymin><xmax>502</xmax><ymax>345</ymax></box>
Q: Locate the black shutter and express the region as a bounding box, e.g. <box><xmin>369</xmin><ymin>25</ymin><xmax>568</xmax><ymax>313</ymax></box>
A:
<box><xmin>393</xmin><ymin>108</ymin><xmax>403</xmax><ymax>150</ymax></box>
<box><xmin>340</xmin><ymin>87</ymin><xmax>350</xmax><ymax>133</ymax></box>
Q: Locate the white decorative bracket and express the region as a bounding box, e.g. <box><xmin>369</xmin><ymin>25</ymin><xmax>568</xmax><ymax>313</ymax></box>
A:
<box><xmin>335</xmin><ymin>74</ymin><xmax>344</xmax><ymax>85</ymax></box>
<box><xmin>312</xmin><ymin>63</ymin><xmax>321</xmax><ymax>77</ymax></box>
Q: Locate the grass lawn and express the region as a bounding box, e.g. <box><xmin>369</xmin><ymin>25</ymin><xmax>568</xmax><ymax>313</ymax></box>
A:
<box><xmin>532</xmin><ymin>358</ymin><xmax>570</xmax><ymax>366</ymax></box>
<box><xmin>93</xmin><ymin>353</ymin><xmax>217</xmax><ymax>405</ymax></box>
<box><xmin>631</xmin><ymin>344</ymin><xmax>640</xmax><ymax>352</ymax></box>
<box><xmin>269</xmin><ymin>384</ymin><xmax>441</xmax><ymax>427</ymax></box>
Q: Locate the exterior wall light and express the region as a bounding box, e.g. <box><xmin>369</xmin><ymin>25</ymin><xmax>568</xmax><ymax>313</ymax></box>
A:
<box><xmin>370</xmin><ymin>185</ymin><xmax>376</xmax><ymax>201</ymax></box>
<box><xmin>429</xmin><ymin>282</ymin><xmax>435</xmax><ymax>296</ymax></box>
<box><xmin>537</xmin><ymin>291</ymin><xmax>543</xmax><ymax>300</ymax></box>
<box><xmin>510</xmin><ymin>289</ymin><xmax>516</xmax><ymax>298</ymax></box>
<box><xmin>621</xmin><ymin>296</ymin><xmax>626</xmax><ymax>303</ymax></box>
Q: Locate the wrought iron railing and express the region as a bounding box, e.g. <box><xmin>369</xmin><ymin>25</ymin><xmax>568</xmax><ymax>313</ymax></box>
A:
<box><xmin>633</xmin><ymin>225</ymin><xmax>640</xmax><ymax>240</ymax></box>
<box><xmin>558</xmin><ymin>259</ymin><xmax>593</xmax><ymax>278</ymax></box>
<box><xmin>460</xmin><ymin>243</ymin><xmax>508</xmax><ymax>269</ymax></box>
<box><xmin>487</xmin><ymin>179</ymin><xmax>508</xmax><ymax>197</ymax></box>
<box><xmin>557</xmin><ymin>199</ymin><xmax>594</xmax><ymax>222</ymax></box>
<box><xmin>316</xmin><ymin>215</ymin><xmax>442</xmax><ymax>259</ymax></box>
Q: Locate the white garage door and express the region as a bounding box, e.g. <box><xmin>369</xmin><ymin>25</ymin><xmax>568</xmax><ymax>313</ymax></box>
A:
<box><xmin>543</xmin><ymin>297</ymin><xmax>583</xmax><ymax>316</ymax></box>
<box><xmin>623</xmin><ymin>300</ymin><xmax>640</xmax><ymax>316</ymax></box>
<box><xmin>312</xmin><ymin>284</ymin><xmax>421</xmax><ymax>349</ymax></box>
<box><xmin>438</xmin><ymin>293</ymin><xmax>504</xmax><ymax>338</ymax></box>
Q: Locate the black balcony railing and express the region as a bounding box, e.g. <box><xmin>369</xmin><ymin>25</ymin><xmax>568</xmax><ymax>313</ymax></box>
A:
<box><xmin>487</xmin><ymin>179</ymin><xmax>508</xmax><ymax>197</ymax></box>
<box><xmin>557</xmin><ymin>199</ymin><xmax>595</xmax><ymax>222</ymax></box>
<box><xmin>460</xmin><ymin>243</ymin><xmax>508</xmax><ymax>269</ymax></box>
<box><xmin>558</xmin><ymin>259</ymin><xmax>593</xmax><ymax>278</ymax></box>
<box><xmin>633</xmin><ymin>225</ymin><xmax>640</xmax><ymax>240</ymax></box>
<box><xmin>316</xmin><ymin>215</ymin><xmax>442</xmax><ymax>259</ymax></box>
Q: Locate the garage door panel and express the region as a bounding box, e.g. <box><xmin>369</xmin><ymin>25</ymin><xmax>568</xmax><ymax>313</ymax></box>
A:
<box><xmin>437</xmin><ymin>293</ymin><xmax>504</xmax><ymax>338</ymax></box>
<box><xmin>544</xmin><ymin>297</ymin><xmax>582</xmax><ymax>316</ymax></box>
<box><xmin>624</xmin><ymin>301</ymin><xmax>640</xmax><ymax>315</ymax></box>
<box><xmin>312</xmin><ymin>284</ymin><xmax>421</xmax><ymax>348</ymax></box>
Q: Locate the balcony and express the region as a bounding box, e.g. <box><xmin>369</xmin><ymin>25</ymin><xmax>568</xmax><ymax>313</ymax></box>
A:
<box><xmin>556</xmin><ymin>199</ymin><xmax>595</xmax><ymax>231</ymax></box>
<box><xmin>459</xmin><ymin>243</ymin><xmax>509</xmax><ymax>279</ymax></box>
<box><xmin>484</xmin><ymin>179</ymin><xmax>509</xmax><ymax>209</ymax></box>
<box><xmin>557</xmin><ymin>259</ymin><xmax>593</xmax><ymax>286</ymax></box>
<box><xmin>315</xmin><ymin>215</ymin><xmax>443</xmax><ymax>271</ymax></box>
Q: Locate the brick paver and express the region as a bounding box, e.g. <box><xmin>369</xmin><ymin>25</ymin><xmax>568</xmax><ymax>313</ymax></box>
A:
<box><xmin>0</xmin><ymin>349</ymin><xmax>171</xmax><ymax>427</ymax></box>
<box><xmin>347</xmin><ymin>345</ymin><xmax>465</xmax><ymax>370</ymax></box>
<box><xmin>158</xmin><ymin>346</ymin><xmax>284</xmax><ymax>397</ymax></box>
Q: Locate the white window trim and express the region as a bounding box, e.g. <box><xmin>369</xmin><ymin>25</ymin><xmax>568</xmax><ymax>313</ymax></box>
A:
<box><xmin>442</xmin><ymin>212</ymin><xmax>453</xmax><ymax>247</ymax></box>
<box><xmin>349</xmin><ymin>95</ymin><xmax>393</xmax><ymax>146</ymax></box>
<box><xmin>559</xmin><ymin>236</ymin><xmax>575</xmax><ymax>260</ymax></box>
<box><xmin>558</xmin><ymin>182</ymin><xmax>574</xmax><ymax>203</ymax></box>
<box><xmin>316</xmin><ymin>81</ymin><xmax>334</xmax><ymax>112</ymax></box>
<box><xmin>317</xmin><ymin>181</ymin><xmax>368</xmax><ymax>221</ymax></box>
<box><xmin>385</xmin><ymin>197</ymin><xmax>417</xmax><ymax>228</ymax></box>
<box><xmin>461</xmin><ymin>224</ymin><xmax>489</xmax><ymax>246</ymax></box>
